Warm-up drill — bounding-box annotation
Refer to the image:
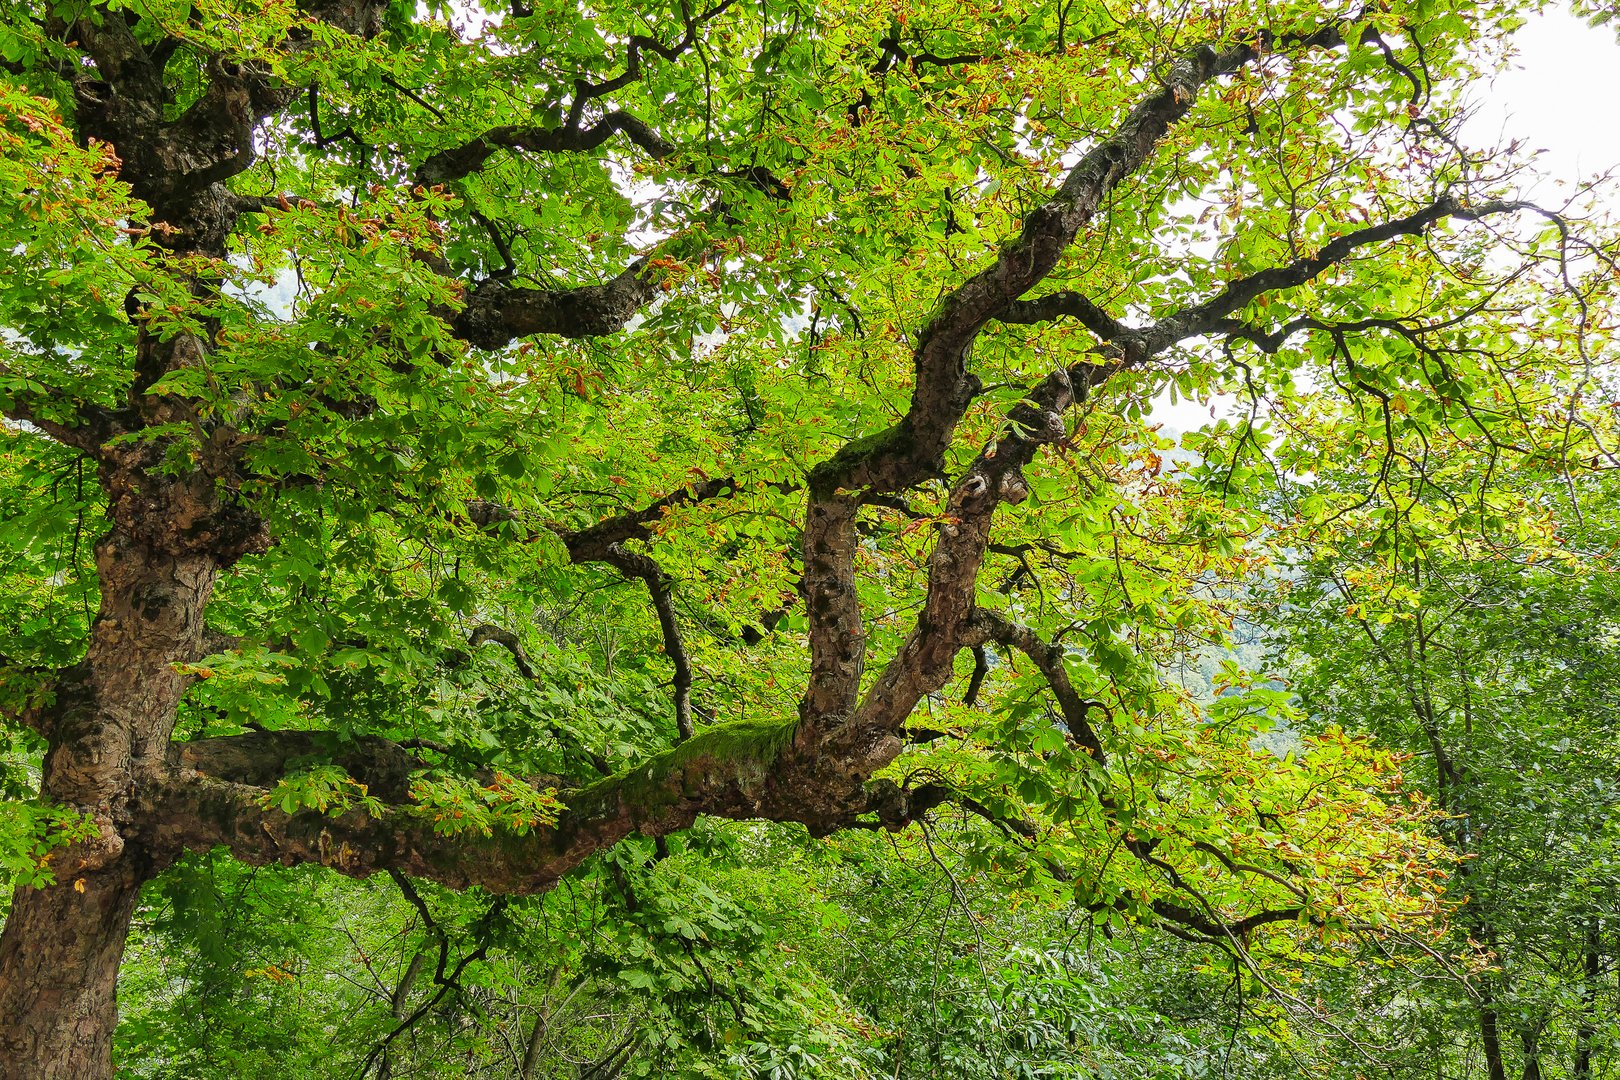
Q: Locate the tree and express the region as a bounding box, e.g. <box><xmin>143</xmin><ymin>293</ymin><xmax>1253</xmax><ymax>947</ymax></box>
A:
<box><xmin>0</xmin><ymin>0</ymin><xmax>1614</xmax><ymax>1075</ymax></box>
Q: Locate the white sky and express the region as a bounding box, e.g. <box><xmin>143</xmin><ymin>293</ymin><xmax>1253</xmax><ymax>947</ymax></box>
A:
<box><xmin>1151</xmin><ymin>6</ymin><xmax>1620</xmax><ymax>431</ymax></box>
<box><xmin>1462</xmin><ymin>7</ymin><xmax>1620</xmax><ymax>195</ymax></box>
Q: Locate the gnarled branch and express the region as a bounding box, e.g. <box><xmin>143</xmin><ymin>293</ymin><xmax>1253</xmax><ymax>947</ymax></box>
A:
<box><xmin>141</xmin><ymin>715</ymin><xmax>816</xmax><ymax>892</ymax></box>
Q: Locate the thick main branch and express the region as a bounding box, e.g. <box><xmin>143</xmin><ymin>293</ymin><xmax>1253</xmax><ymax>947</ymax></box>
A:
<box><xmin>140</xmin><ymin>716</ymin><xmax>854</xmax><ymax>892</ymax></box>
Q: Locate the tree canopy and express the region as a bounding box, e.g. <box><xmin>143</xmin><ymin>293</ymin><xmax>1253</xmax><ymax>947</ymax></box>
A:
<box><xmin>0</xmin><ymin>0</ymin><xmax>1617</xmax><ymax>1076</ymax></box>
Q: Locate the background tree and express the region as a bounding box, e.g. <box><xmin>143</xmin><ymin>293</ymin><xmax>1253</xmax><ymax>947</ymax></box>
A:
<box><xmin>1266</xmin><ymin>457</ymin><xmax>1620</xmax><ymax>1080</ymax></box>
<box><xmin>0</xmin><ymin>0</ymin><xmax>1616</xmax><ymax>1076</ymax></box>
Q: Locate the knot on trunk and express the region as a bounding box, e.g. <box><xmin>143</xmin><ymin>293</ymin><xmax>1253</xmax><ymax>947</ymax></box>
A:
<box><xmin>50</xmin><ymin>809</ymin><xmax>125</xmax><ymax>878</ymax></box>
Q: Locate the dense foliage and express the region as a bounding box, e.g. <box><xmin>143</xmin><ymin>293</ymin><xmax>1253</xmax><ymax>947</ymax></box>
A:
<box><xmin>1265</xmin><ymin>467</ymin><xmax>1620</xmax><ymax>1080</ymax></box>
<box><xmin>0</xmin><ymin>0</ymin><xmax>1616</xmax><ymax>1076</ymax></box>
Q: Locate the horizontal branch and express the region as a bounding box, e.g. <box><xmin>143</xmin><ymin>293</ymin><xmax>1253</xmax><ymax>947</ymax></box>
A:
<box><xmin>994</xmin><ymin>290</ymin><xmax>1127</xmax><ymax>339</ymax></box>
<box><xmin>171</xmin><ymin>730</ymin><xmax>425</xmax><ymax>802</ymax></box>
<box><xmin>559</xmin><ymin>476</ymin><xmax>742</xmax><ymax>558</ymax></box>
<box><xmin>227</xmin><ymin>192</ymin><xmax>327</xmax><ymax>215</ymax></box>
<box><xmin>415</xmin><ymin>0</ymin><xmax>771</xmax><ymax>201</ymax></box>
<box><xmin>450</xmin><ymin>260</ymin><xmax>657</xmax><ymax>347</ymax></box>
<box><xmin>151</xmin><ymin>704</ymin><xmax>1067</xmax><ymax>894</ymax></box>
<box><xmin>1148</xmin><ymin>898</ymin><xmax>1304</xmax><ymax>942</ymax></box>
<box><xmin>417</xmin><ymin>112</ymin><xmax>675</xmax><ymax>185</ymax></box>
<box><xmin>140</xmin><ymin>716</ymin><xmax>861</xmax><ymax>892</ymax></box>
<box><xmin>441</xmin><ymin>161</ymin><xmax>785</xmax><ymax>346</ymax></box>
<box><xmin>0</xmin><ymin>373</ymin><xmax>123</xmax><ymax>455</ymax></box>
<box><xmin>157</xmin><ymin>676</ymin><xmax>1325</xmax><ymax>944</ymax></box>
<box><xmin>861</xmin><ymin>778</ymin><xmax>1038</xmax><ymax>840</ymax></box>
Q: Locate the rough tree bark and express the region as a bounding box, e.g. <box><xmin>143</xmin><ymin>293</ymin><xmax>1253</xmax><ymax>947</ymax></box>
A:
<box><xmin>0</xmin><ymin>863</ymin><xmax>145</xmax><ymax>1078</ymax></box>
<box><xmin>0</xmin><ymin>533</ymin><xmax>222</xmax><ymax>1076</ymax></box>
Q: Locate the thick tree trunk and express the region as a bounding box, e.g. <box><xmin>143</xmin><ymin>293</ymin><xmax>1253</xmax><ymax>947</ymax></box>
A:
<box><xmin>0</xmin><ymin>530</ymin><xmax>218</xmax><ymax>1079</ymax></box>
<box><xmin>0</xmin><ymin>861</ymin><xmax>144</xmax><ymax>1079</ymax></box>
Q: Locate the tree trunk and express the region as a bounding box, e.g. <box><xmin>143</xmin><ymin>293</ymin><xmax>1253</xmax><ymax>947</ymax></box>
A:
<box><xmin>0</xmin><ymin>530</ymin><xmax>218</xmax><ymax>1079</ymax></box>
<box><xmin>377</xmin><ymin>949</ymin><xmax>427</xmax><ymax>1080</ymax></box>
<box><xmin>1479</xmin><ymin>985</ymin><xmax>1509</xmax><ymax>1080</ymax></box>
<box><xmin>0</xmin><ymin>861</ymin><xmax>144</xmax><ymax>1079</ymax></box>
<box><xmin>1519</xmin><ymin>1025</ymin><xmax>1543</xmax><ymax>1080</ymax></box>
<box><xmin>1574</xmin><ymin>920</ymin><xmax>1601</xmax><ymax>1080</ymax></box>
<box><xmin>520</xmin><ymin>966</ymin><xmax>574</xmax><ymax>1078</ymax></box>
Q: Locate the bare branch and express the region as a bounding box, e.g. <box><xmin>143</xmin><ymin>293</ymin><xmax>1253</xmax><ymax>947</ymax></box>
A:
<box><xmin>537</xmin><ymin>483</ymin><xmax>754</xmax><ymax>743</ymax></box>
<box><xmin>565</xmin><ymin>0</ymin><xmax>738</xmax><ymax>126</ymax></box>
<box><xmin>469</xmin><ymin>625</ymin><xmax>537</xmax><ymax>681</ymax></box>
<box><xmin>962</xmin><ymin>644</ymin><xmax>989</xmax><ymax>706</ymax></box>
<box><xmin>971</xmin><ymin>611</ymin><xmax>1107</xmax><ymax>761</ymax></box>
<box><xmin>1148</xmin><ymin>898</ymin><xmax>1305</xmax><ymax>942</ymax></box>
<box><xmin>559</xmin><ymin>476</ymin><xmax>741</xmax><ymax>557</ymax></box>
<box><xmin>995</xmin><ymin>290</ymin><xmax>1127</xmax><ymax>339</ymax></box>
<box><xmin>594</xmin><ymin>546</ymin><xmax>695</xmax><ymax>743</ymax></box>
<box><xmin>860</xmin><ymin>778</ymin><xmax>1037</xmax><ymax>840</ymax></box>
<box><xmin>415</xmin><ymin>0</ymin><xmax>751</xmax><ymax>188</ymax></box>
